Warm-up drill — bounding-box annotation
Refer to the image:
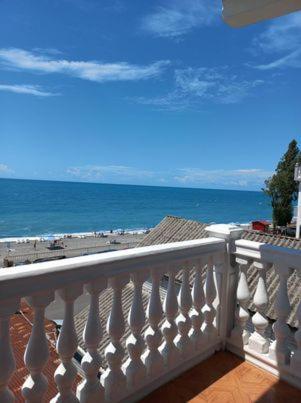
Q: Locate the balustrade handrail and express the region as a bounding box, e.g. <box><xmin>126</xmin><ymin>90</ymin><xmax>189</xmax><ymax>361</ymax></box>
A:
<box><xmin>0</xmin><ymin>238</ymin><xmax>225</xmax><ymax>302</ymax></box>
<box><xmin>235</xmin><ymin>239</ymin><xmax>301</xmax><ymax>270</ymax></box>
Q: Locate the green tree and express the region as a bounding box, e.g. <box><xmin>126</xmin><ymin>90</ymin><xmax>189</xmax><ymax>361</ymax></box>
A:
<box><xmin>263</xmin><ymin>139</ymin><xmax>301</xmax><ymax>227</ymax></box>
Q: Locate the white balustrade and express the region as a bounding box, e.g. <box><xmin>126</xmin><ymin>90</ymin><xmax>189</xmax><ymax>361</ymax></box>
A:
<box><xmin>269</xmin><ymin>264</ymin><xmax>291</xmax><ymax>364</ymax></box>
<box><xmin>248</xmin><ymin>261</ymin><xmax>270</xmax><ymax>354</ymax></box>
<box><xmin>14</xmin><ymin>238</ymin><xmax>299</xmax><ymax>400</ymax></box>
<box><xmin>189</xmin><ymin>259</ymin><xmax>205</xmax><ymax>350</ymax></box>
<box><xmin>231</xmin><ymin>257</ymin><xmax>251</xmax><ymax>345</ymax></box>
<box><xmin>22</xmin><ymin>291</ymin><xmax>54</xmax><ymax>402</ymax></box>
<box><xmin>123</xmin><ymin>271</ymin><xmax>148</xmax><ymax>391</ymax></box>
<box><xmin>77</xmin><ymin>278</ymin><xmax>107</xmax><ymax>403</ymax></box>
<box><xmin>101</xmin><ymin>275</ymin><xmax>128</xmax><ymax>402</ymax></box>
<box><xmin>52</xmin><ymin>285</ymin><xmax>83</xmax><ymax>403</ymax></box>
<box><xmin>175</xmin><ymin>262</ymin><xmax>193</xmax><ymax>356</ymax></box>
<box><xmin>159</xmin><ymin>265</ymin><xmax>180</xmax><ymax>368</ymax></box>
<box><xmin>291</xmin><ymin>296</ymin><xmax>301</xmax><ymax>373</ymax></box>
<box><xmin>232</xmin><ymin>239</ymin><xmax>301</xmax><ymax>389</ymax></box>
<box><xmin>203</xmin><ymin>258</ymin><xmax>218</xmax><ymax>340</ymax></box>
<box><xmin>142</xmin><ymin>268</ymin><xmax>164</xmax><ymax>378</ymax></box>
<box><xmin>0</xmin><ymin>298</ymin><xmax>20</xmax><ymax>403</ymax></box>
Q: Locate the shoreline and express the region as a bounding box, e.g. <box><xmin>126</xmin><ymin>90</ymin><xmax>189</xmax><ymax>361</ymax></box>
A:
<box><xmin>0</xmin><ymin>227</ymin><xmax>151</xmax><ymax>243</ymax></box>
<box><xmin>0</xmin><ymin>222</ymin><xmax>253</xmax><ymax>244</ymax></box>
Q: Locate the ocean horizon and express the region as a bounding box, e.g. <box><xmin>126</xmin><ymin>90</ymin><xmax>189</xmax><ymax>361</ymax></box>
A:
<box><xmin>0</xmin><ymin>177</ymin><xmax>272</xmax><ymax>238</ymax></box>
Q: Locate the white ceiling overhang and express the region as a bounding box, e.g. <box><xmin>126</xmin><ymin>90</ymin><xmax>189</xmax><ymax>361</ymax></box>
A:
<box><xmin>222</xmin><ymin>0</ymin><xmax>301</xmax><ymax>27</ymax></box>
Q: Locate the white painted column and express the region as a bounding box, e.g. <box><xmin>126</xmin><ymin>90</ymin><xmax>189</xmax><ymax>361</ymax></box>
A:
<box><xmin>142</xmin><ymin>268</ymin><xmax>164</xmax><ymax>378</ymax></box>
<box><xmin>101</xmin><ymin>275</ymin><xmax>128</xmax><ymax>402</ymax></box>
<box><xmin>290</xmin><ymin>283</ymin><xmax>301</xmax><ymax>374</ymax></box>
<box><xmin>159</xmin><ymin>265</ymin><xmax>180</xmax><ymax>368</ymax></box>
<box><xmin>248</xmin><ymin>262</ymin><xmax>270</xmax><ymax>354</ymax></box>
<box><xmin>0</xmin><ymin>298</ymin><xmax>20</xmax><ymax>403</ymax></box>
<box><xmin>51</xmin><ymin>285</ymin><xmax>83</xmax><ymax>403</ymax></box>
<box><xmin>203</xmin><ymin>257</ymin><xmax>217</xmax><ymax>340</ymax></box>
<box><xmin>189</xmin><ymin>259</ymin><xmax>205</xmax><ymax>350</ymax></box>
<box><xmin>22</xmin><ymin>292</ymin><xmax>55</xmax><ymax>403</ymax></box>
<box><xmin>175</xmin><ymin>263</ymin><xmax>193</xmax><ymax>356</ymax></box>
<box><xmin>205</xmin><ymin>224</ymin><xmax>243</xmax><ymax>340</ymax></box>
<box><xmin>123</xmin><ymin>271</ymin><xmax>148</xmax><ymax>391</ymax></box>
<box><xmin>77</xmin><ymin>278</ymin><xmax>107</xmax><ymax>403</ymax></box>
<box><xmin>230</xmin><ymin>258</ymin><xmax>251</xmax><ymax>345</ymax></box>
<box><xmin>269</xmin><ymin>264</ymin><xmax>291</xmax><ymax>365</ymax></box>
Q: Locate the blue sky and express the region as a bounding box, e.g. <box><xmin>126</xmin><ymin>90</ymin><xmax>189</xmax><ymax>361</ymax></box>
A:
<box><xmin>0</xmin><ymin>0</ymin><xmax>300</xmax><ymax>190</ymax></box>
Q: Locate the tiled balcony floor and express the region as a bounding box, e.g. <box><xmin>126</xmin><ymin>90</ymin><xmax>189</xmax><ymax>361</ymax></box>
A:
<box><xmin>141</xmin><ymin>351</ymin><xmax>301</xmax><ymax>403</ymax></box>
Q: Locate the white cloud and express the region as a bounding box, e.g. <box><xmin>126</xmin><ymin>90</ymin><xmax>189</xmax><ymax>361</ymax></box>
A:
<box><xmin>136</xmin><ymin>67</ymin><xmax>264</xmax><ymax>110</ymax></box>
<box><xmin>174</xmin><ymin>168</ymin><xmax>272</xmax><ymax>188</ymax></box>
<box><xmin>0</xmin><ymin>164</ymin><xmax>13</xmax><ymax>174</ymax></box>
<box><xmin>0</xmin><ymin>84</ymin><xmax>58</xmax><ymax>97</ymax></box>
<box><xmin>0</xmin><ymin>48</ymin><xmax>169</xmax><ymax>82</ymax></box>
<box><xmin>142</xmin><ymin>0</ymin><xmax>219</xmax><ymax>38</ymax></box>
<box><xmin>67</xmin><ymin>165</ymin><xmax>155</xmax><ymax>181</ymax></box>
<box><xmin>251</xmin><ymin>12</ymin><xmax>301</xmax><ymax>70</ymax></box>
<box><xmin>66</xmin><ymin>164</ymin><xmax>270</xmax><ymax>189</ymax></box>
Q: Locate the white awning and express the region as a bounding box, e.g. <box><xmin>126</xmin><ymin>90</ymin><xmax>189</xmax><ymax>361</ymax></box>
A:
<box><xmin>222</xmin><ymin>0</ymin><xmax>301</xmax><ymax>27</ymax></box>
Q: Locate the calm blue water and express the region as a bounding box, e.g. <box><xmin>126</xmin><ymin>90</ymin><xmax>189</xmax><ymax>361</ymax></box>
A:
<box><xmin>0</xmin><ymin>178</ymin><xmax>271</xmax><ymax>237</ymax></box>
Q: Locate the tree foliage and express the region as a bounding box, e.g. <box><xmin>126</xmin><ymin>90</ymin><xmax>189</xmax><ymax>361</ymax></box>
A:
<box><xmin>263</xmin><ymin>139</ymin><xmax>301</xmax><ymax>227</ymax></box>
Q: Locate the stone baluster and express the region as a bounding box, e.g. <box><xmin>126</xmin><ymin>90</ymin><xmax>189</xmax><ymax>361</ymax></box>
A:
<box><xmin>248</xmin><ymin>262</ymin><xmax>270</xmax><ymax>354</ymax></box>
<box><xmin>189</xmin><ymin>259</ymin><xmax>205</xmax><ymax>350</ymax></box>
<box><xmin>77</xmin><ymin>278</ymin><xmax>107</xmax><ymax>403</ymax></box>
<box><xmin>101</xmin><ymin>275</ymin><xmax>128</xmax><ymax>402</ymax></box>
<box><xmin>142</xmin><ymin>268</ymin><xmax>164</xmax><ymax>378</ymax></box>
<box><xmin>290</xmin><ymin>286</ymin><xmax>301</xmax><ymax>373</ymax></box>
<box><xmin>269</xmin><ymin>264</ymin><xmax>291</xmax><ymax>365</ymax></box>
<box><xmin>0</xmin><ymin>298</ymin><xmax>20</xmax><ymax>403</ymax></box>
<box><xmin>203</xmin><ymin>258</ymin><xmax>217</xmax><ymax>340</ymax></box>
<box><xmin>123</xmin><ymin>271</ymin><xmax>148</xmax><ymax>391</ymax></box>
<box><xmin>51</xmin><ymin>285</ymin><xmax>82</xmax><ymax>403</ymax></box>
<box><xmin>159</xmin><ymin>265</ymin><xmax>180</xmax><ymax>368</ymax></box>
<box><xmin>22</xmin><ymin>292</ymin><xmax>55</xmax><ymax>402</ymax></box>
<box><xmin>175</xmin><ymin>262</ymin><xmax>193</xmax><ymax>356</ymax></box>
<box><xmin>230</xmin><ymin>258</ymin><xmax>251</xmax><ymax>345</ymax></box>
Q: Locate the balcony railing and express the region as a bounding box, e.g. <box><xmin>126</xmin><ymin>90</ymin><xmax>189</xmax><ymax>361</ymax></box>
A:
<box><xmin>228</xmin><ymin>239</ymin><xmax>301</xmax><ymax>389</ymax></box>
<box><xmin>0</xmin><ymin>228</ymin><xmax>300</xmax><ymax>402</ymax></box>
<box><xmin>0</xmin><ymin>238</ymin><xmax>226</xmax><ymax>402</ymax></box>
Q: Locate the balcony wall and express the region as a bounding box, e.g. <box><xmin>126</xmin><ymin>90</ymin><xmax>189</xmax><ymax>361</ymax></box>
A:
<box><xmin>0</xmin><ymin>229</ymin><xmax>301</xmax><ymax>402</ymax></box>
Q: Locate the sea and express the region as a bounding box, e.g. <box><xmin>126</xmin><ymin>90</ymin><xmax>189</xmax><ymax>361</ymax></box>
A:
<box><xmin>0</xmin><ymin>178</ymin><xmax>271</xmax><ymax>239</ymax></box>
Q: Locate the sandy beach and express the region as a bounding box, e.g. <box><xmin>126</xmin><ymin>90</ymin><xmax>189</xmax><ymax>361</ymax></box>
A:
<box><xmin>0</xmin><ymin>231</ymin><xmax>146</xmax><ymax>267</ymax></box>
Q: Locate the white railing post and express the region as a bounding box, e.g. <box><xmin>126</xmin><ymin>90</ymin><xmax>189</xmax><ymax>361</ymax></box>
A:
<box><xmin>76</xmin><ymin>277</ymin><xmax>107</xmax><ymax>403</ymax></box>
<box><xmin>291</xmin><ymin>292</ymin><xmax>301</xmax><ymax>373</ymax></box>
<box><xmin>101</xmin><ymin>275</ymin><xmax>129</xmax><ymax>402</ymax></box>
<box><xmin>0</xmin><ymin>298</ymin><xmax>20</xmax><ymax>403</ymax></box>
<box><xmin>230</xmin><ymin>257</ymin><xmax>251</xmax><ymax>345</ymax></box>
<box><xmin>269</xmin><ymin>263</ymin><xmax>291</xmax><ymax>365</ymax></box>
<box><xmin>189</xmin><ymin>259</ymin><xmax>205</xmax><ymax>350</ymax></box>
<box><xmin>51</xmin><ymin>285</ymin><xmax>83</xmax><ymax>403</ymax></box>
<box><xmin>175</xmin><ymin>262</ymin><xmax>193</xmax><ymax>357</ymax></box>
<box><xmin>203</xmin><ymin>257</ymin><xmax>217</xmax><ymax>340</ymax></box>
<box><xmin>248</xmin><ymin>262</ymin><xmax>270</xmax><ymax>354</ymax></box>
<box><xmin>205</xmin><ymin>224</ymin><xmax>243</xmax><ymax>342</ymax></box>
<box><xmin>142</xmin><ymin>267</ymin><xmax>164</xmax><ymax>378</ymax></box>
<box><xmin>159</xmin><ymin>265</ymin><xmax>180</xmax><ymax>369</ymax></box>
<box><xmin>22</xmin><ymin>291</ymin><xmax>55</xmax><ymax>403</ymax></box>
<box><xmin>123</xmin><ymin>271</ymin><xmax>148</xmax><ymax>392</ymax></box>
